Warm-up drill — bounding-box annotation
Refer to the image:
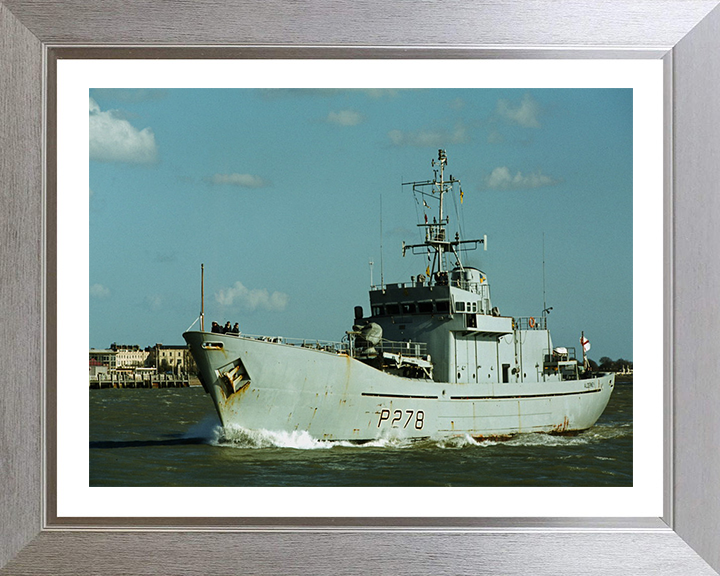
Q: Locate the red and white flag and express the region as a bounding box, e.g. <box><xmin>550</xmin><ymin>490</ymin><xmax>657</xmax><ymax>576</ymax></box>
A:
<box><xmin>580</xmin><ymin>336</ymin><xmax>591</xmax><ymax>353</ymax></box>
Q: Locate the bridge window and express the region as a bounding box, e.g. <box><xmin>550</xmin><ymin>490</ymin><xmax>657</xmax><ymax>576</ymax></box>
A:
<box><xmin>372</xmin><ymin>305</ymin><xmax>383</xmax><ymax>316</ymax></box>
<box><xmin>455</xmin><ymin>301</ymin><xmax>466</xmax><ymax>312</ymax></box>
<box><xmin>436</xmin><ymin>301</ymin><xmax>450</xmax><ymax>313</ymax></box>
<box><xmin>418</xmin><ymin>301</ymin><xmax>433</xmax><ymax>313</ymax></box>
<box><xmin>386</xmin><ymin>304</ymin><xmax>400</xmax><ymax>315</ymax></box>
<box><xmin>402</xmin><ymin>303</ymin><xmax>416</xmax><ymax>314</ymax></box>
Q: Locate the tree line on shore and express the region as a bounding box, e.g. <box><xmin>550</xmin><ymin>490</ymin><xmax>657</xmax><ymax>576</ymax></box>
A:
<box><xmin>588</xmin><ymin>356</ymin><xmax>633</xmax><ymax>372</ymax></box>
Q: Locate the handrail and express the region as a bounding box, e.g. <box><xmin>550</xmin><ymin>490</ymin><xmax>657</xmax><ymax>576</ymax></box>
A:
<box><xmin>376</xmin><ymin>339</ymin><xmax>428</xmax><ymax>358</ymax></box>
<box><xmin>543</xmin><ymin>347</ymin><xmax>578</xmax><ymax>361</ymax></box>
<box><xmin>220</xmin><ymin>332</ymin><xmax>429</xmax><ymax>360</ymax></box>
<box><xmin>236</xmin><ymin>333</ymin><xmax>348</xmax><ymax>353</ymax></box>
<box><xmin>515</xmin><ymin>316</ymin><xmax>548</xmax><ymax>330</ymax></box>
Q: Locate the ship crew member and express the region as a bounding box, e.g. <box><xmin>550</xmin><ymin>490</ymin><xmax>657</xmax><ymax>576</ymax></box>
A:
<box><xmin>230</xmin><ymin>322</ymin><xmax>240</xmax><ymax>335</ymax></box>
<box><xmin>223</xmin><ymin>321</ymin><xmax>232</xmax><ymax>333</ymax></box>
<box><xmin>211</xmin><ymin>321</ymin><xmax>221</xmax><ymax>333</ymax></box>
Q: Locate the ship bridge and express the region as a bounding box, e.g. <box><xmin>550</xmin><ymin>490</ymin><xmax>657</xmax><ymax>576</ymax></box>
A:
<box><xmin>362</xmin><ymin>274</ymin><xmax>513</xmax><ymax>383</ymax></box>
<box><xmin>369</xmin><ymin>267</ymin><xmax>500</xmax><ymax>321</ymax></box>
<box><xmin>367</xmin><ymin>266</ymin><xmax>513</xmax><ymax>341</ymax></box>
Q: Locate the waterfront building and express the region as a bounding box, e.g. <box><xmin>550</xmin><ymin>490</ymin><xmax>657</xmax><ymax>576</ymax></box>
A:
<box><xmin>109</xmin><ymin>343</ymin><xmax>150</xmax><ymax>368</ymax></box>
<box><xmin>89</xmin><ymin>348</ymin><xmax>116</xmax><ymax>376</ymax></box>
<box><xmin>151</xmin><ymin>344</ymin><xmax>191</xmax><ymax>372</ymax></box>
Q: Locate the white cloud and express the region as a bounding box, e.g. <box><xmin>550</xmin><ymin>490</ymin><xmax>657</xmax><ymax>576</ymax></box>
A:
<box><xmin>91</xmin><ymin>88</ymin><xmax>168</xmax><ymax>103</ymax></box>
<box><xmin>326</xmin><ymin>109</ymin><xmax>363</xmax><ymax>126</ymax></box>
<box><xmin>496</xmin><ymin>93</ymin><xmax>541</xmax><ymax>128</ymax></box>
<box><xmin>144</xmin><ymin>295</ymin><xmax>163</xmax><ymax>311</ymax></box>
<box><xmin>485</xmin><ymin>166</ymin><xmax>560</xmax><ymax>190</ymax></box>
<box><xmin>209</xmin><ymin>173</ymin><xmax>269</xmax><ymax>188</ymax></box>
<box><xmin>449</xmin><ymin>97</ymin><xmax>466</xmax><ymax>110</ymax></box>
<box><xmin>260</xmin><ymin>88</ymin><xmax>341</xmax><ymax>99</ymax></box>
<box><xmin>215</xmin><ymin>281</ymin><xmax>289</xmax><ymax>312</ymax></box>
<box><xmin>261</xmin><ymin>88</ymin><xmax>399</xmax><ymax>99</ymax></box>
<box><xmin>487</xmin><ymin>130</ymin><xmax>504</xmax><ymax>144</ymax></box>
<box><xmin>90</xmin><ymin>283</ymin><xmax>110</xmax><ymax>299</ymax></box>
<box><xmin>89</xmin><ymin>97</ymin><xmax>158</xmax><ymax>164</ymax></box>
<box><xmin>361</xmin><ymin>89</ymin><xmax>399</xmax><ymax>99</ymax></box>
<box><xmin>388</xmin><ymin>124</ymin><xmax>468</xmax><ymax>147</ymax></box>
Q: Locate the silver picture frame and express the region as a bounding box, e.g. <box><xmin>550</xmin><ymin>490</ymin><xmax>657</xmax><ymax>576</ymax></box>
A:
<box><xmin>2</xmin><ymin>1</ymin><xmax>720</xmax><ymax>573</ymax></box>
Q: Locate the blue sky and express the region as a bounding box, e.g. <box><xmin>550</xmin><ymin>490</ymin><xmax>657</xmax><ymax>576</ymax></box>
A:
<box><xmin>89</xmin><ymin>88</ymin><xmax>632</xmax><ymax>361</ymax></box>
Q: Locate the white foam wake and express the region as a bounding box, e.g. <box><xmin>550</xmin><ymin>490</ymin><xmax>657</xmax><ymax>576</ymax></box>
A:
<box><xmin>216</xmin><ymin>425</ymin><xmax>336</xmax><ymax>449</ymax></box>
<box><xmin>210</xmin><ymin>424</ymin><xmax>425</xmax><ymax>450</ymax></box>
<box><xmin>436</xmin><ymin>434</ymin><xmax>495</xmax><ymax>449</ymax></box>
<box><xmin>197</xmin><ymin>422</ymin><xmax>630</xmax><ymax>451</ymax></box>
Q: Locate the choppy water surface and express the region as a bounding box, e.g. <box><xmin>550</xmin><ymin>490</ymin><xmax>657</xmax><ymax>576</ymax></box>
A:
<box><xmin>90</xmin><ymin>383</ymin><xmax>632</xmax><ymax>487</ymax></box>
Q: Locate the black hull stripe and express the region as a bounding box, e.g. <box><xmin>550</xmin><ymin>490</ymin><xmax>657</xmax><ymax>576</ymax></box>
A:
<box><xmin>361</xmin><ymin>392</ymin><xmax>439</xmax><ymax>399</ymax></box>
<box><xmin>450</xmin><ymin>387</ymin><xmax>605</xmax><ymax>400</ymax></box>
<box><xmin>362</xmin><ymin>387</ymin><xmax>604</xmax><ymax>401</ymax></box>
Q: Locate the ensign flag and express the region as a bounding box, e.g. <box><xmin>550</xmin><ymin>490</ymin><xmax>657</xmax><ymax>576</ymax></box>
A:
<box><xmin>581</xmin><ymin>336</ymin><xmax>591</xmax><ymax>353</ymax></box>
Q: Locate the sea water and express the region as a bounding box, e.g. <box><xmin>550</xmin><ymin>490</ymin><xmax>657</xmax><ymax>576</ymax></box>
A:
<box><xmin>89</xmin><ymin>383</ymin><xmax>632</xmax><ymax>487</ymax></box>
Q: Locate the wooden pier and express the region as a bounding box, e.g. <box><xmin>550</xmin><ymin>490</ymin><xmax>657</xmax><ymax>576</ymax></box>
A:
<box><xmin>89</xmin><ymin>372</ymin><xmax>194</xmax><ymax>389</ymax></box>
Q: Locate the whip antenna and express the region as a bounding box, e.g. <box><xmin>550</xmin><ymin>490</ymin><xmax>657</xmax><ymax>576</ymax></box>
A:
<box><xmin>542</xmin><ymin>234</ymin><xmax>547</xmax><ymax>315</ymax></box>
<box><xmin>380</xmin><ymin>193</ymin><xmax>384</xmax><ymax>288</ymax></box>
<box><xmin>200</xmin><ymin>263</ymin><xmax>205</xmax><ymax>331</ymax></box>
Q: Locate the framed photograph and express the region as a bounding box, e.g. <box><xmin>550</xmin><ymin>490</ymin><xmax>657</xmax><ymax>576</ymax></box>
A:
<box><xmin>67</xmin><ymin>62</ymin><xmax>653</xmax><ymax>509</ymax></box>
<box><xmin>2</xmin><ymin>1</ymin><xmax>720</xmax><ymax>574</ymax></box>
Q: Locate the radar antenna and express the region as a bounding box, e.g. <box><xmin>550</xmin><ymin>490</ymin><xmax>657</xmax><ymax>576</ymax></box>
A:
<box><xmin>401</xmin><ymin>150</ymin><xmax>486</xmax><ymax>285</ymax></box>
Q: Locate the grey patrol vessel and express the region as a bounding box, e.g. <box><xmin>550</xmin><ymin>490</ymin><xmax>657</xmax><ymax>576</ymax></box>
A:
<box><xmin>184</xmin><ymin>150</ymin><xmax>615</xmax><ymax>442</ymax></box>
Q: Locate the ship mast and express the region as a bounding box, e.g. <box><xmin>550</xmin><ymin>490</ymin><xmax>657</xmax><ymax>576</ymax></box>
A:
<box><xmin>435</xmin><ymin>149</ymin><xmax>448</xmax><ymax>273</ymax></box>
<box><xmin>402</xmin><ymin>149</ymin><xmax>485</xmax><ymax>284</ymax></box>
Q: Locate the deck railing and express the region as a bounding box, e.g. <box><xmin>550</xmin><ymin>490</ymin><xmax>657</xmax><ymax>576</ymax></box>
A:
<box><xmin>238</xmin><ymin>333</ymin><xmax>348</xmax><ymax>353</ymax></box>
<box><xmin>543</xmin><ymin>347</ymin><xmax>578</xmax><ymax>362</ymax></box>
<box><xmin>376</xmin><ymin>340</ymin><xmax>428</xmax><ymax>358</ymax></box>
<box><xmin>232</xmin><ymin>332</ymin><xmax>428</xmax><ymax>360</ymax></box>
<box><xmin>514</xmin><ymin>316</ymin><xmax>548</xmax><ymax>330</ymax></box>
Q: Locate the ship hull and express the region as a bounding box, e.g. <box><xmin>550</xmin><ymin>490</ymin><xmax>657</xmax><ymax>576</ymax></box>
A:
<box><xmin>184</xmin><ymin>331</ymin><xmax>615</xmax><ymax>442</ymax></box>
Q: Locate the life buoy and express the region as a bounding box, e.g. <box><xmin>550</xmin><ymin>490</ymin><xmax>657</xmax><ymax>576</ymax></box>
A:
<box><xmin>528</xmin><ymin>317</ymin><xmax>536</xmax><ymax>328</ymax></box>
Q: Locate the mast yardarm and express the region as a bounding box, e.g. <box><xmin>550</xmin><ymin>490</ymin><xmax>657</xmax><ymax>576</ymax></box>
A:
<box><xmin>401</xmin><ymin>149</ymin><xmax>486</xmax><ymax>285</ymax></box>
